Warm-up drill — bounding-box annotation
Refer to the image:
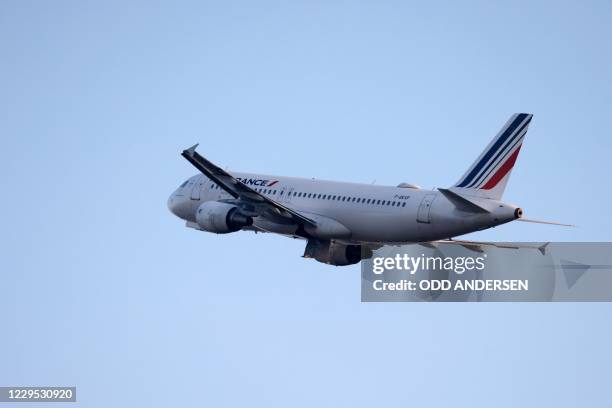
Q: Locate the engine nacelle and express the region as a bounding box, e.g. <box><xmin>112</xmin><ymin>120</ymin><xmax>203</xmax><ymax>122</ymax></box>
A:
<box><xmin>195</xmin><ymin>201</ymin><xmax>253</xmax><ymax>234</ymax></box>
<box><xmin>304</xmin><ymin>239</ymin><xmax>372</xmax><ymax>266</ymax></box>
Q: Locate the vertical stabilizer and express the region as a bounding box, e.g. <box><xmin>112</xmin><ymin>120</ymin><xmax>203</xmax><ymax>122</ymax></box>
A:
<box><xmin>452</xmin><ymin>113</ymin><xmax>533</xmax><ymax>200</ymax></box>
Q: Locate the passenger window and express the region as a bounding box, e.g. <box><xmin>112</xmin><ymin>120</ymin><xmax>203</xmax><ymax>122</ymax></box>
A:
<box><xmin>402</xmin><ymin>202</ymin><xmax>406</xmax><ymax>207</ymax></box>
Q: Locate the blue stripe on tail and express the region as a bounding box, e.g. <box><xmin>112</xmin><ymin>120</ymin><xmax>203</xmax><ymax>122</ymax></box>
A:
<box><xmin>456</xmin><ymin>113</ymin><xmax>528</xmax><ymax>188</ymax></box>
<box><xmin>465</xmin><ymin>116</ymin><xmax>531</xmax><ymax>188</ymax></box>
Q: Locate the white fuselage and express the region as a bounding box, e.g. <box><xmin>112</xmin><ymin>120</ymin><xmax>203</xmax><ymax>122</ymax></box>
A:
<box><xmin>169</xmin><ymin>171</ymin><xmax>519</xmax><ymax>244</ymax></box>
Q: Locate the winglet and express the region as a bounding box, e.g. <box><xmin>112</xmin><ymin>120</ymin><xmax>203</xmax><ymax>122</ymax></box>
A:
<box><xmin>183</xmin><ymin>143</ymin><xmax>199</xmax><ymax>156</ymax></box>
<box><xmin>538</xmin><ymin>242</ymin><xmax>549</xmax><ymax>256</ymax></box>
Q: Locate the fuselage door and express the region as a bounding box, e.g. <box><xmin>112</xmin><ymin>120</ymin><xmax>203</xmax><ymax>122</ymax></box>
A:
<box><xmin>417</xmin><ymin>193</ymin><xmax>436</xmax><ymax>223</ymax></box>
<box><xmin>279</xmin><ymin>186</ymin><xmax>294</xmax><ymax>203</ymax></box>
<box><xmin>285</xmin><ymin>187</ymin><xmax>294</xmax><ymax>203</ymax></box>
<box><xmin>190</xmin><ymin>176</ymin><xmax>203</xmax><ymax>200</ymax></box>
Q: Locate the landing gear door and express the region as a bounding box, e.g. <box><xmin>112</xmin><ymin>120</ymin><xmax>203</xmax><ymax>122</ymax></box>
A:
<box><xmin>417</xmin><ymin>193</ymin><xmax>436</xmax><ymax>223</ymax></box>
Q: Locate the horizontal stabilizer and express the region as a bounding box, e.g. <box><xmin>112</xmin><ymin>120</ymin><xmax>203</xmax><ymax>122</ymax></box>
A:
<box><xmin>430</xmin><ymin>239</ymin><xmax>550</xmax><ymax>255</ymax></box>
<box><xmin>516</xmin><ymin>218</ymin><xmax>575</xmax><ymax>227</ymax></box>
<box><xmin>438</xmin><ymin>188</ymin><xmax>490</xmax><ymax>213</ymax></box>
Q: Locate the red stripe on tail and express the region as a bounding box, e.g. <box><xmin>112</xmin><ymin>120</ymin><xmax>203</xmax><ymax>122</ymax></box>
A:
<box><xmin>481</xmin><ymin>145</ymin><xmax>522</xmax><ymax>190</ymax></box>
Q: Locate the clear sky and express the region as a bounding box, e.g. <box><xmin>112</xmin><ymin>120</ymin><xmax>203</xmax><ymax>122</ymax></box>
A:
<box><xmin>1</xmin><ymin>1</ymin><xmax>612</xmax><ymax>407</ymax></box>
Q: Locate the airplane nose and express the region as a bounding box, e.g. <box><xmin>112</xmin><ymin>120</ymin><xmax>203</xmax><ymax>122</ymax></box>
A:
<box><xmin>167</xmin><ymin>193</ymin><xmax>181</xmax><ymax>218</ymax></box>
<box><xmin>168</xmin><ymin>191</ymin><xmax>195</xmax><ymax>221</ymax></box>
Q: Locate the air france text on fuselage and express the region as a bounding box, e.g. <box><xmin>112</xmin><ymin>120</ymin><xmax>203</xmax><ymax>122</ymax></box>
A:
<box><xmin>236</xmin><ymin>177</ymin><xmax>278</xmax><ymax>187</ymax></box>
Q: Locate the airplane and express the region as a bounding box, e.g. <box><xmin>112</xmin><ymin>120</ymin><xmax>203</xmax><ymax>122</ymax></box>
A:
<box><xmin>168</xmin><ymin>113</ymin><xmax>572</xmax><ymax>266</ymax></box>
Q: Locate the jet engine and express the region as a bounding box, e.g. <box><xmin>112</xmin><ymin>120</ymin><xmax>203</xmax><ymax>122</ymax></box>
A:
<box><xmin>195</xmin><ymin>201</ymin><xmax>253</xmax><ymax>234</ymax></box>
<box><xmin>304</xmin><ymin>239</ymin><xmax>372</xmax><ymax>266</ymax></box>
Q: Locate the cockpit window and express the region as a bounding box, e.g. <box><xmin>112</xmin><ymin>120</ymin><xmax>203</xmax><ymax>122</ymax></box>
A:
<box><xmin>179</xmin><ymin>180</ymin><xmax>189</xmax><ymax>188</ymax></box>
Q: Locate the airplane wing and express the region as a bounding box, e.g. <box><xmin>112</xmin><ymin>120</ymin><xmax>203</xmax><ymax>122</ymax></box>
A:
<box><xmin>181</xmin><ymin>144</ymin><xmax>317</xmax><ymax>227</ymax></box>
<box><xmin>424</xmin><ymin>239</ymin><xmax>549</xmax><ymax>255</ymax></box>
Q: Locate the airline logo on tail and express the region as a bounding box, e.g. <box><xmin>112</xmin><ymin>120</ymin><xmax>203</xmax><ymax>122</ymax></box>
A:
<box><xmin>456</xmin><ymin>113</ymin><xmax>532</xmax><ymax>190</ymax></box>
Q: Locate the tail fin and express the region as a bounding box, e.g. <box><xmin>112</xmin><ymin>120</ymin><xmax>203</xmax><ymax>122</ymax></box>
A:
<box><xmin>452</xmin><ymin>113</ymin><xmax>533</xmax><ymax>200</ymax></box>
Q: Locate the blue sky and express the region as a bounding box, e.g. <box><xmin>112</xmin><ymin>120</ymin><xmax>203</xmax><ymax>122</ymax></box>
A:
<box><xmin>1</xmin><ymin>1</ymin><xmax>612</xmax><ymax>407</ymax></box>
